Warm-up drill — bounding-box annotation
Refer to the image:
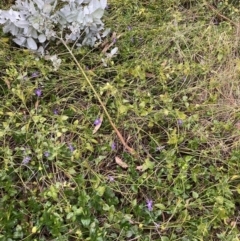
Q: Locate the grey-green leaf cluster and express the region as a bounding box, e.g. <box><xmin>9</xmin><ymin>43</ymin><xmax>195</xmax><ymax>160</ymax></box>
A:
<box><xmin>0</xmin><ymin>0</ymin><xmax>107</xmax><ymax>52</ymax></box>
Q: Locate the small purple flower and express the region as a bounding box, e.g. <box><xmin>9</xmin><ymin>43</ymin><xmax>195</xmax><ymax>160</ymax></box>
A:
<box><xmin>94</xmin><ymin>118</ymin><xmax>102</xmax><ymax>126</ymax></box>
<box><xmin>68</xmin><ymin>144</ymin><xmax>74</xmax><ymax>152</ymax></box>
<box><xmin>113</xmin><ymin>38</ymin><xmax>116</xmax><ymax>43</ymax></box>
<box><xmin>31</xmin><ymin>72</ymin><xmax>39</xmax><ymax>78</ymax></box>
<box><xmin>108</xmin><ymin>175</ymin><xmax>114</xmax><ymax>182</ymax></box>
<box><xmin>44</xmin><ymin>151</ymin><xmax>50</xmax><ymax>157</ymax></box>
<box><xmin>111</xmin><ymin>142</ymin><xmax>116</xmax><ymax>150</ymax></box>
<box><xmin>177</xmin><ymin>119</ymin><xmax>183</xmax><ymax>126</ymax></box>
<box><xmin>146</xmin><ymin>199</ymin><xmax>153</xmax><ymax>211</ymax></box>
<box><xmin>22</xmin><ymin>156</ymin><xmax>31</xmax><ymax>165</ymax></box>
<box><xmin>35</xmin><ymin>88</ymin><xmax>42</xmax><ymax>97</ymax></box>
<box><xmin>53</xmin><ymin>109</ymin><xmax>58</xmax><ymax>115</ymax></box>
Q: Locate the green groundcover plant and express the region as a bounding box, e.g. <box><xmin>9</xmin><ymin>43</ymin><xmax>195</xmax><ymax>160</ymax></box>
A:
<box><xmin>1</xmin><ymin>0</ymin><xmax>240</xmax><ymax>240</ymax></box>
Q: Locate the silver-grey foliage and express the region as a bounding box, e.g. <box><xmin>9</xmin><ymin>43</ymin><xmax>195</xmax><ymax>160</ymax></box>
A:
<box><xmin>0</xmin><ymin>0</ymin><xmax>108</xmax><ymax>52</ymax></box>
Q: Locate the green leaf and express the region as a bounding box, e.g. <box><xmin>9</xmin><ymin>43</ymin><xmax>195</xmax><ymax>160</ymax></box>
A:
<box><xmin>192</xmin><ymin>191</ymin><xmax>199</xmax><ymax>199</ymax></box>
<box><xmin>32</xmin><ymin>115</ymin><xmax>46</xmax><ymax>123</ymax></box>
<box><xmin>86</xmin><ymin>143</ymin><xmax>94</xmax><ymax>152</ymax></box>
<box><xmin>95</xmin><ymin>155</ymin><xmax>106</xmax><ymax>165</ymax></box>
<box><xmin>161</xmin><ymin>236</ymin><xmax>170</xmax><ymax>241</ymax></box>
<box><xmin>60</xmin><ymin>115</ymin><xmax>69</xmax><ymax>121</ymax></box>
<box><xmin>167</xmin><ymin>128</ymin><xmax>178</xmax><ymax>145</ymax></box>
<box><xmin>155</xmin><ymin>203</ymin><xmax>166</xmax><ymax>210</ymax></box>
<box><xmin>31</xmin><ymin>226</ymin><xmax>37</xmax><ymax>234</ymax></box>
<box><xmin>81</xmin><ymin>218</ymin><xmax>91</xmax><ymax>227</ymax></box>
<box><xmin>118</xmin><ymin>104</ymin><xmax>128</xmax><ymax>114</ymax></box>
<box><xmin>175</xmin><ymin>109</ymin><xmax>187</xmax><ymax>120</ymax></box>
<box><xmin>103</xmin><ymin>204</ymin><xmax>110</xmax><ymax>211</ymax></box>
<box><xmin>96</xmin><ymin>185</ymin><xmax>105</xmax><ymax>197</ymax></box>
<box><xmin>141</xmin><ymin>158</ymin><xmax>155</xmax><ymax>171</ymax></box>
<box><xmin>66</xmin><ymin>212</ymin><xmax>74</xmax><ymax>220</ymax></box>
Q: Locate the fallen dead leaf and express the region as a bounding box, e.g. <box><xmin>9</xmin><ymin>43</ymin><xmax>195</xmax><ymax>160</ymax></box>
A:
<box><xmin>35</xmin><ymin>100</ymin><xmax>39</xmax><ymax>110</ymax></box>
<box><xmin>115</xmin><ymin>156</ymin><xmax>128</xmax><ymax>169</ymax></box>
<box><xmin>101</xmin><ymin>32</ymin><xmax>122</xmax><ymax>54</ymax></box>
<box><xmin>3</xmin><ymin>78</ymin><xmax>11</xmax><ymax>89</ymax></box>
<box><xmin>235</xmin><ymin>122</ymin><xmax>240</xmax><ymax>130</ymax></box>
<box><xmin>230</xmin><ymin>221</ymin><xmax>237</xmax><ymax>227</ymax></box>
<box><xmin>136</xmin><ymin>165</ymin><xmax>143</xmax><ymax>171</ymax></box>
<box><xmin>145</xmin><ymin>72</ymin><xmax>156</xmax><ymax>78</ymax></box>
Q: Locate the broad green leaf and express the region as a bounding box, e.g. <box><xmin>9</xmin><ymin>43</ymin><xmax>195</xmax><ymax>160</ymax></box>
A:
<box><xmin>31</xmin><ymin>226</ymin><xmax>37</xmax><ymax>233</ymax></box>
<box><xmin>161</xmin><ymin>236</ymin><xmax>170</xmax><ymax>241</ymax></box>
<box><xmin>137</xmin><ymin>158</ymin><xmax>154</xmax><ymax>172</ymax></box>
<box><xmin>143</xmin><ymin>158</ymin><xmax>154</xmax><ymax>170</ymax></box>
<box><xmin>155</xmin><ymin>203</ymin><xmax>166</xmax><ymax>210</ymax></box>
<box><xmin>175</xmin><ymin>109</ymin><xmax>187</xmax><ymax>120</ymax></box>
<box><xmin>118</xmin><ymin>104</ymin><xmax>128</xmax><ymax>114</ymax></box>
<box><xmin>73</xmin><ymin>120</ymin><xmax>79</xmax><ymax>125</ymax></box>
<box><xmin>192</xmin><ymin>191</ymin><xmax>199</xmax><ymax>199</ymax></box>
<box><xmin>96</xmin><ymin>186</ymin><xmax>106</xmax><ymax>196</ymax></box>
<box><xmin>167</xmin><ymin>128</ymin><xmax>178</xmax><ymax>145</ymax></box>
<box><xmin>60</xmin><ymin>115</ymin><xmax>69</xmax><ymax>121</ymax></box>
<box><xmin>86</xmin><ymin>143</ymin><xmax>94</xmax><ymax>152</ymax></box>
<box><xmin>32</xmin><ymin>115</ymin><xmax>46</xmax><ymax>123</ymax></box>
<box><xmin>81</xmin><ymin>218</ymin><xmax>91</xmax><ymax>227</ymax></box>
<box><xmin>66</xmin><ymin>212</ymin><xmax>74</xmax><ymax>220</ymax></box>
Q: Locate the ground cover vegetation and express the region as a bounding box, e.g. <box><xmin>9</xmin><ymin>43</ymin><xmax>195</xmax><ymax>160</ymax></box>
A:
<box><xmin>0</xmin><ymin>0</ymin><xmax>240</xmax><ymax>240</ymax></box>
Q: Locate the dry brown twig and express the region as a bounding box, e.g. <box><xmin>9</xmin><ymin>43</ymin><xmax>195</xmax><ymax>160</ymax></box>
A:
<box><xmin>206</xmin><ymin>3</ymin><xmax>239</xmax><ymax>28</ymax></box>
<box><xmin>59</xmin><ymin>37</ymin><xmax>138</xmax><ymax>157</ymax></box>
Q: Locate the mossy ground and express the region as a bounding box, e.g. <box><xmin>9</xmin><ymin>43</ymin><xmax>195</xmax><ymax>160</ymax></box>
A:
<box><xmin>1</xmin><ymin>0</ymin><xmax>240</xmax><ymax>240</ymax></box>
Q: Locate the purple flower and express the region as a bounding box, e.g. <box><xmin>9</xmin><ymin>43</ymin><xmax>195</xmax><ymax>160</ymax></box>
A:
<box><xmin>35</xmin><ymin>88</ymin><xmax>42</xmax><ymax>97</ymax></box>
<box><xmin>68</xmin><ymin>144</ymin><xmax>74</xmax><ymax>152</ymax></box>
<box><xmin>111</xmin><ymin>142</ymin><xmax>116</xmax><ymax>150</ymax></box>
<box><xmin>44</xmin><ymin>151</ymin><xmax>50</xmax><ymax>157</ymax></box>
<box><xmin>113</xmin><ymin>38</ymin><xmax>116</xmax><ymax>43</ymax></box>
<box><xmin>94</xmin><ymin>118</ymin><xmax>102</xmax><ymax>126</ymax></box>
<box><xmin>22</xmin><ymin>156</ymin><xmax>31</xmax><ymax>165</ymax></box>
<box><xmin>146</xmin><ymin>199</ymin><xmax>153</xmax><ymax>211</ymax></box>
<box><xmin>31</xmin><ymin>72</ymin><xmax>39</xmax><ymax>78</ymax></box>
<box><xmin>53</xmin><ymin>109</ymin><xmax>58</xmax><ymax>115</ymax></box>
<box><xmin>108</xmin><ymin>175</ymin><xmax>114</xmax><ymax>182</ymax></box>
<box><xmin>177</xmin><ymin>119</ymin><xmax>183</xmax><ymax>126</ymax></box>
